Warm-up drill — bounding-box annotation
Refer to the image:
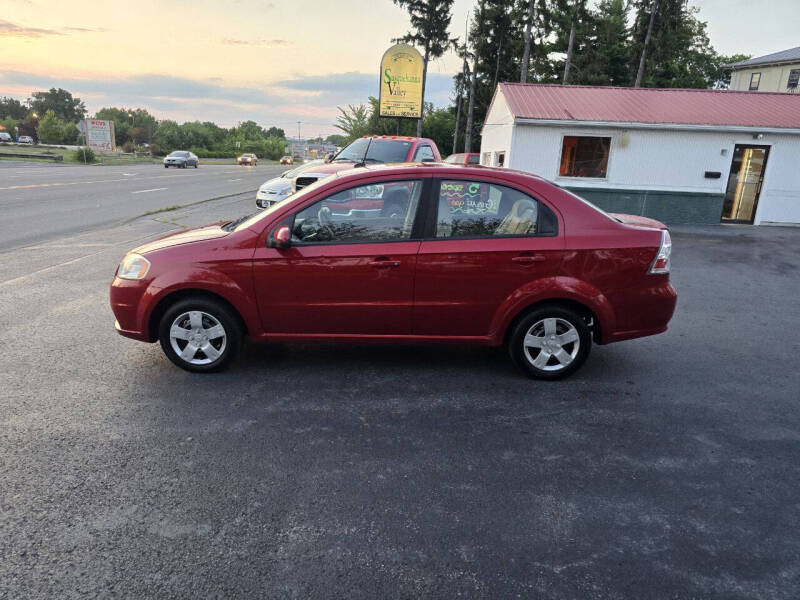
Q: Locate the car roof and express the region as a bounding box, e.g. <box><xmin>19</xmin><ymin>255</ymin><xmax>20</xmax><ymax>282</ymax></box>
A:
<box><xmin>326</xmin><ymin>162</ymin><xmax>548</xmax><ymax>186</ymax></box>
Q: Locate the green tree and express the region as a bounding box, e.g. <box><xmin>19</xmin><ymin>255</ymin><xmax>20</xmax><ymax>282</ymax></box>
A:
<box><xmin>235</xmin><ymin>120</ymin><xmax>265</xmax><ymax>140</ymax></box>
<box><xmin>421</xmin><ymin>107</ymin><xmax>455</xmax><ymax>155</ymax></box>
<box><xmin>95</xmin><ymin>107</ymin><xmax>158</xmax><ymax>146</ymax></box>
<box><xmin>153</xmin><ymin>120</ymin><xmax>182</xmax><ymax>153</ymax></box>
<box><xmin>37</xmin><ymin>110</ymin><xmax>64</xmax><ymax>144</ymax></box>
<box><xmin>629</xmin><ymin>0</ymin><xmax>720</xmax><ymax>88</ymax></box>
<box><xmin>393</xmin><ymin>0</ymin><xmax>457</xmax><ymax>136</ymax></box>
<box><xmin>325</xmin><ymin>134</ymin><xmax>348</xmax><ymax>147</ymax></box>
<box><xmin>713</xmin><ymin>53</ymin><xmax>751</xmax><ymax>89</ymax></box>
<box><xmin>266</xmin><ymin>126</ymin><xmax>285</xmax><ymax>138</ymax></box>
<box><xmin>592</xmin><ymin>0</ymin><xmax>631</xmax><ymax>86</ymax></box>
<box><xmin>30</xmin><ymin>88</ymin><xmax>86</xmax><ymax>122</ymax></box>
<box><xmin>0</xmin><ymin>96</ymin><xmax>28</xmax><ymax>120</ymax></box>
<box><xmin>334</xmin><ymin>104</ymin><xmax>371</xmax><ymax>143</ymax></box>
<box><xmin>62</xmin><ymin>121</ymin><xmax>79</xmax><ymax>145</ymax></box>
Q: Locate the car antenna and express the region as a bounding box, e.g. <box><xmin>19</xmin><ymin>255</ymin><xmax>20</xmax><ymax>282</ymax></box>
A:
<box><xmin>353</xmin><ymin>137</ymin><xmax>372</xmax><ymax>168</ymax></box>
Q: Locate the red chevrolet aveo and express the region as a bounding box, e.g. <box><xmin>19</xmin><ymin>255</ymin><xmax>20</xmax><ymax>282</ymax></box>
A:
<box><xmin>110</xmin><ymin>164</ymin><xmax>676</xmax><ymax>379</ymax></box>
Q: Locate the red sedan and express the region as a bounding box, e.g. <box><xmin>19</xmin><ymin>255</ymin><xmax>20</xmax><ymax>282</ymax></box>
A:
<box><xmin>110</xmin><ymin>164</ymin><xmax>676</xmax><ymax>379</ymax></box>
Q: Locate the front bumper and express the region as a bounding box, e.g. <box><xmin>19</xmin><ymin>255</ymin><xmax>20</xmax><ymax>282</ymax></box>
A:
<box><xmin>256</xmin><ymin>190</ymin><xmax>289</xmax><ymax>208</ymax></box>
<box><xmin>110</xmin><ymin>276</ymin><xmax>152</xmax><ymax>342</ymax></box>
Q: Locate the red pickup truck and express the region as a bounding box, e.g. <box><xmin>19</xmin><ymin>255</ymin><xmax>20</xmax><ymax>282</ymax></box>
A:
<box><xmin>290</xmin><ymin>135</ymin><xmax>441</xmax><ymax>193</ymax></box>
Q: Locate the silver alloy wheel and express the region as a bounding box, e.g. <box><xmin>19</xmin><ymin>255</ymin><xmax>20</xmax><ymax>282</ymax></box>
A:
<box><xmin>168</xmin><ymin>311</ymin><xmax>227</xmax><ymax>366</ymax></box>
<box><xmin>522</xmin><ymin>317</ymin><xmax>580</xmax><ymax>372</ymax></box>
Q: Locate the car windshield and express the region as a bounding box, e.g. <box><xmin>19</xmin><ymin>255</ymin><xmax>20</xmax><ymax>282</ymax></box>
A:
<box><xmin>332</xmin><ymin>138</ymin><xmax>412</xmax><ymax>164</ymax></box>
<box><xmin>169</xmin><ymin>151</ymin><xmax>189</xmax><ymax>157</ymax></box>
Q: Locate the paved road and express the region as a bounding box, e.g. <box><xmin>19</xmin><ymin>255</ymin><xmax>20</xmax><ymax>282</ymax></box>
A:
<box><xmin>0</xmin><ymin>161</ymin><xmax>283</xmax><ymax>251</ymax></box>
<box><xmin>1</xmin><ymin>191</ymin><xmax>799</xmax><ymax>598</ymax></box>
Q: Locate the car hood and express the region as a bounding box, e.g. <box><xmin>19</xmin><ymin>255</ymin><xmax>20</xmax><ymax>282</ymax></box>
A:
<box><xmin>260</xmin><ymin>177</ymin><xmax>292</xmax><ymax>193</ymax></box>
<box><xmin>304</xmin><ymin>161</ymin><xmax>358</xmax><ymax>175</ymax></box>
<box><xmin>133</xmin><ymin>224</ymin><xmax>229</xmax><ymax>254</ymax></box>
<box><xmin>609</xmin><ymin>213</ymin><xmax>667</xmax><ymax>230</ymax></box>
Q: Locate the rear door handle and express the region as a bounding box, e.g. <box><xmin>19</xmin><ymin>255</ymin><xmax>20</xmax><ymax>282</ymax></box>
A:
<box><xmin>369</xmin><ymin>257</ymin><xmax>401</xmax><ymax>269</ymax></box>
<box><xmin>512</xmin><ymin>254</ymin><xmax>547</xmax><ymax>265</ymax></box>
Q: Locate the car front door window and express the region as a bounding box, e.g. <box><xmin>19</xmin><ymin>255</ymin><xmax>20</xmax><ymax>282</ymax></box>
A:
<box><xmin>291</xmin><ymin>180</ymin><xmax>424</xmax><ymax>244</ymax></box>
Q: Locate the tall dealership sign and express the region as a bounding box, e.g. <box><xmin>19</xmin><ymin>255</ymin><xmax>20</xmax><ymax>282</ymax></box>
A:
<box><xmin>378</xmin><ymin>44</ymin><xmax>424</xmax><ymax>119</ymax></box>
<box><xmin>79</xmin><ymin>119</ymin><xmax>116</xmax><ymax>152</ymax></box>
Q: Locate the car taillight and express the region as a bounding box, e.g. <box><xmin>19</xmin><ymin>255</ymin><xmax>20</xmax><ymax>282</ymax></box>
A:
<box><xmin>649</xmin><ymin>229</ymin><xmax>671</xmax><ymax>274</ymax></box>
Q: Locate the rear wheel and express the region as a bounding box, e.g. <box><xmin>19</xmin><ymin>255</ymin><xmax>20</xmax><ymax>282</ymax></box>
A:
<box><xmin>508</xmin><ymin>305</ymin><xmax>591</xmax><ymax>380</ymax></box>
<box><xmin>158</xmin><ymin>297</ymin><xmax>242</xmax><ymax>372</ymax></box>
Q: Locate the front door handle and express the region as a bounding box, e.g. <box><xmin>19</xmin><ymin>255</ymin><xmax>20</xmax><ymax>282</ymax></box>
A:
<box><xmin>369</xmin><ymin>257</ymin><xmax>401</xmax><ymax>269</ymax></box>
<box><xmin>512</xmin><ymin>254</ymin><xmax>547</xmax><ymax>265</ymax></box>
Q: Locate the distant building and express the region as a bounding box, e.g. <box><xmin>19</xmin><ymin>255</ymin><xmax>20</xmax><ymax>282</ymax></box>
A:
<box><xmin>728</xmin><ymin>47</ymin><xmax>800</xmax><ymax>93</ymax></box>
<box><xmin>480</xmin><ymin>83</ymin><xmax>800</xmax><ymax>225</ymax></box>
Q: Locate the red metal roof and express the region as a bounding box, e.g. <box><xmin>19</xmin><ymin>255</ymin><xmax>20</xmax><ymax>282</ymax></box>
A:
<box><xmin>498</xmin><ymin>83</ymin><xmax>800</xmax><ymax>129</ymax></box>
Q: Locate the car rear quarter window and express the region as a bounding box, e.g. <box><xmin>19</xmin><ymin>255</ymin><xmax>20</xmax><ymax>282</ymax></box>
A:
<box><xmin>435</xmin><ymin>180</ymin><xmax>556</xmax><ymax>238</ymax></box>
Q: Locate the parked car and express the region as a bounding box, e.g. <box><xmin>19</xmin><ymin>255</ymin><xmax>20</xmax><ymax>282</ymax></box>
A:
<box><xmin>17</xmin><ymin>135</ymin><xmax>34</xmax><ymax>145</ymax></box>
<box><xmin>110</xmin><ymin>164</ymin><xmax>676</xmax><ymax>378</ymax></box>
<box><xmin>163</xmin><ymin>151</ymin><xmax>198</xmax><ymax>168</ymax></box>
<box><xmin>256</xmin><ymin>160</ymin><xmax>324</xmax><ymax>209</ymax></box>
<box><xmin>0</xmin><ymin>132</ymin><xmax>13</xmax><ymax>142</ymax></box>
<box><xmin>238</xmin><ymin>153</ymin><xmax>258</xmax><ymax>166</ymax></box>
<box><xmin>289</xmin><ymin>135</ymin><xmax>441</xmax><ymax>193</ymax></box>
<box><xmin>444</xmin><ymin>152</ymin><xmax>480</xmax><ymax>165</ymax></box>
<box><xmin>280</xmin><ymin>155</ymin><xmax>294</xmax><ymax>165</ymax></box>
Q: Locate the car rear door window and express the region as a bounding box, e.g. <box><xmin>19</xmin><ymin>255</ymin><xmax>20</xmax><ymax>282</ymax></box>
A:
<box><xmin>292</xmin><ymin>180</ymin><xmax>424</xmax><ymax>244</ymax></box>
<box><xmin>434</xmin><ymin>180</ymin><xmax>556</xmax><ymax>238</ymax></box>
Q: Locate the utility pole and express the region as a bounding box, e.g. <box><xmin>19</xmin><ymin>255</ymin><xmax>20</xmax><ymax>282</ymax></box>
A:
<box><xmin>453</xmin><ymin>14</ymin><xmax>469</xmax><ymax>154</ymax></box>
<box><xmin>635</xmin><ymin>0</ymin><xmax>659</xmax><ymax>87</ymax></box>
<box><xmin>464</xmin><ymin>57</ymin><xmax>477</xmax><ymax>153</ymax></box>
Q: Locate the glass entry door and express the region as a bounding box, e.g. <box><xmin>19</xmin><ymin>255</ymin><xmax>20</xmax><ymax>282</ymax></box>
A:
<box><xmin>721</xmin><ymin>145</ymin><xmax>770</xmax><ymax>223</ymax></box>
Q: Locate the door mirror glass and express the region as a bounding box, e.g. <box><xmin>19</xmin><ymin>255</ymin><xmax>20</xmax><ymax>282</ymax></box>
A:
<box><xmin>269</xmin><ymin>225</ymin><xmax>291</xmax><ymax>248</ymax></box>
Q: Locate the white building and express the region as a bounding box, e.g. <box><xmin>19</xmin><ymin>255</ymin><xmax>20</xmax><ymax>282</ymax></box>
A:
<box><xmin>480</xmin><ymin>83</ymin><xmax>800</xmax><ymax>225</ymax></box>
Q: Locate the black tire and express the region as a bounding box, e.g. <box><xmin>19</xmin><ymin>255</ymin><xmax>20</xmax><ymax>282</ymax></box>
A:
<box><xmin>158</xmin><ymin>297</ymin><xmax>243</xmax><ymax>373</ymax></box>
<box><xmin>164</xmin><ymin>164</ymin><xmax>168</xmax><ymax>168</ymax></box>
<box><xmin>194</xmin><ymin>162</ymin><xmax>198</xmax><ymax>168</ymax></box>
<box><xmin>508</xmin><ymin>305</ymin><xmax>591</xmax><ymax>380</ymax></box>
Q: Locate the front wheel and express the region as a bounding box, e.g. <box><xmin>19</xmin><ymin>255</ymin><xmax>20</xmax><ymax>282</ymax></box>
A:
<box><xmin>508</xmin><ymin>305</ymin><xmax>591</xmax><ymax>380</ymax></box>
<box><xmin>158</xmin><ymin>297</ymin><xmax>243</xmax><ymax>372</ymax></box>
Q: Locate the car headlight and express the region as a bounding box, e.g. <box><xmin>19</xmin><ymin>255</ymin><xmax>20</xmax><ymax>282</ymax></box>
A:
<box><xmin>117</xmin><ymin>253</ymin><xmax>151</xmax><ymax>280</ymax></box>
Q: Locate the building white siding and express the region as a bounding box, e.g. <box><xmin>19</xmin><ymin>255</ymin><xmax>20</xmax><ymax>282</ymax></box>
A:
<box><xmin>479</xmin><ymin>89</ymin><xmax>515</xmax><ymax>167</ymax></box>
<box><xmin>480</xmin><ymin>114</ymin><xmax>800</xmax><ymax>224</ymax></box>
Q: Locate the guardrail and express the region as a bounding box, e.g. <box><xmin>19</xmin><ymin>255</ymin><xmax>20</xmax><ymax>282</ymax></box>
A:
<box><xmin>0</xmin><ymin>152</ymin><xmax>63</xmax><ymax>161</ymax></box>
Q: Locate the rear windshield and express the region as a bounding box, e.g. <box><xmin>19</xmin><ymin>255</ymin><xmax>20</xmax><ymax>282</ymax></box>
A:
<box><xmin>551</xmin><ymin>182</ymin><xmax>621</xmax><ymax>223</ymax></box>
<box><xmin>333</xmin><ymin>138</ymin><xmax>412</xmax><ymax>164</ymax></box>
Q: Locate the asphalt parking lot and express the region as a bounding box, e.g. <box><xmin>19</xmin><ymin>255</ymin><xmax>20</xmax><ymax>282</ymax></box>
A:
<box><xmin>1</xmin><ymin>164</ymin><xmax>799</xmax><ymax>599</ymax></box>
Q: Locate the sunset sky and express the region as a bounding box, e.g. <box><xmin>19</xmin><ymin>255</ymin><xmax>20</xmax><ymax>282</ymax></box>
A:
<box><xmin>2</xmin><ymin>0</ymin><xmax>798</xmax><ymax>136</ymax></box>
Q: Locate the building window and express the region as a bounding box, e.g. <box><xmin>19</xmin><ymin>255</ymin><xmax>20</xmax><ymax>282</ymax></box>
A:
<box><xmin>559</xmin><ymin>136</ymin><xmax>611</xmax><ymax>178</ymax></box>
<box><xmin>749</xmin><ymin>72</ymin><xmax>761</xmax><ymax>91</ymax></box>
<box><xmin>495</xmin><ymin>151</ymin><xmax>505</xmax><ymax>167</ymax></box>
<box><xmin>482</xmin><ymin>152</ymin><xmax>491</xmax><ymax>166</ymax></box>
<box><xmin>788</xmin><ymin>69</ymin><xmax>800</xmax><ymax>89</ymax></box>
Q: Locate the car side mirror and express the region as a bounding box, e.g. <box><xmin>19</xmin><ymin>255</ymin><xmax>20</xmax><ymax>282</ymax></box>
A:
<box><xmin>268</xmin><ymin>225</ymin><xmax>291</xmax><ymax>249</ymax></box>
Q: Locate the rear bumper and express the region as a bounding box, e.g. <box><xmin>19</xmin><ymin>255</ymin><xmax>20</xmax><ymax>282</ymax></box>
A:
<box><xmin>603</xmin><ymin>280</ymin><xmax>677</xmax><ymax>344</ymax></box>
